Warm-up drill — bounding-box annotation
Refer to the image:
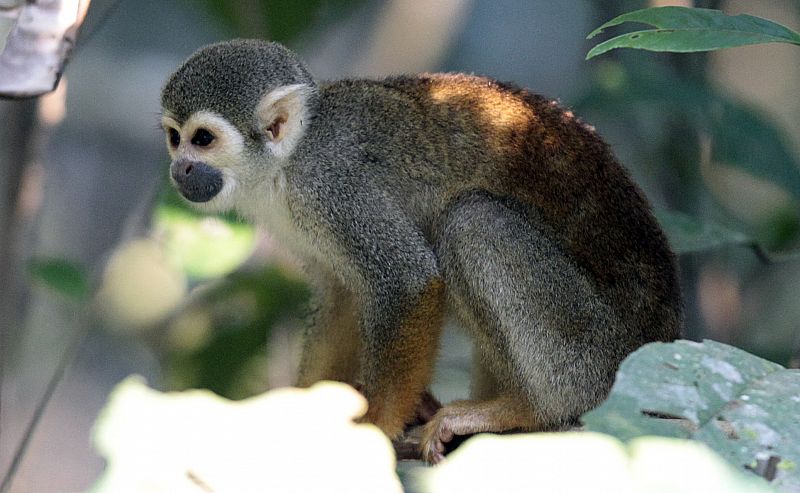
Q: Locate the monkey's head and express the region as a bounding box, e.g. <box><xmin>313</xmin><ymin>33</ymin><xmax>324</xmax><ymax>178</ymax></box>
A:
<box><xmin>160</xmin><ymin>39</ymin><xmax>317</xmax><ymax>211</ymax></box>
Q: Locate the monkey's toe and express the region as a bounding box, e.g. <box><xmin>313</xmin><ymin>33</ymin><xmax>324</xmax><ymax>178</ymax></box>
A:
<box><xmin>420</xmin><ymin>409</ymin><xmax>471</xmax><ymax>464</ymax></box>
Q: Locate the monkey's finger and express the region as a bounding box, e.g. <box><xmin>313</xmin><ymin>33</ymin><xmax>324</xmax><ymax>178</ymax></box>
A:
<box><xmin>438</xmin><ymin>424</ymin><xmax>454</xmax><ymax>444</ymax></box>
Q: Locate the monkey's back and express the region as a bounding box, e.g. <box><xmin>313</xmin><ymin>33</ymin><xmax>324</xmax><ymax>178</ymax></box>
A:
<box><xmin>306</xmin><ymin>74</ymin><xmax>683</xmax><ymax>343</ymax></box>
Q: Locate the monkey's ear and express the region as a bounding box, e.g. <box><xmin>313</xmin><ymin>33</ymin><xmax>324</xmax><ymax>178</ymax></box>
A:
<box><xmin>256</xmin><ymin>84</ymin><xmax>313</xmax><ymax>159</ymax></box>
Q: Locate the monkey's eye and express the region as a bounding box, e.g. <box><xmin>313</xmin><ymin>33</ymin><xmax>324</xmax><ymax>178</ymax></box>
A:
<box><xmin>168</xmin><ymin>128</ymin><xmax>180</xmax><ymax>147</ymax></box>
<box><xmin>191</xmin><ymin>128</ymin><xmax>215</xmax><ymax>147</ymax></box>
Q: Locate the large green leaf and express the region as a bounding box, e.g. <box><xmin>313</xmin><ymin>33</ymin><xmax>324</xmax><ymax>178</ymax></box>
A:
<box><xmin>582</xmin><ymin>340</ymin><xmax>800</xmax><ymax>491</ymax></box>
<box><xmin>587</xmin><ymin>7</ymin><xmax>800</xmax><ymax>59</ymax></box>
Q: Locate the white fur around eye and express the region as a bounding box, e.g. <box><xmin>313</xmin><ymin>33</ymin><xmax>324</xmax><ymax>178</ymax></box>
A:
<box><xmin>256</xmin><ymin>84</ymin><xmax>312</xmax><ymax>159</ymax></box>
<box><xmin>183</xmin><ymin>111</ymin><xmax>245</xmax><ymax>167</ymax></box>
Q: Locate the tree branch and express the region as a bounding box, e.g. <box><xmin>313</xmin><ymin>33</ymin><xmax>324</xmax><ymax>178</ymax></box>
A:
<box><xmin>0</xmin><ymin>0</ymin><xmax>91</xmax><ymax>99</ymax></box>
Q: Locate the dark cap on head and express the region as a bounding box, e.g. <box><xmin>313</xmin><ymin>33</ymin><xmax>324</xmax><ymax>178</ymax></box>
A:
<box><xmin>161</xmin><ymin>39</ymin><xmax>316</xmax><ymax>134</ymax></box>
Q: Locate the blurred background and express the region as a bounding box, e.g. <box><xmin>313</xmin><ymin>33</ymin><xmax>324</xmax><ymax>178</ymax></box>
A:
<box><xmin>1</xmin><ymin>0</ymin><xmax>799</xmax><ymax>490</ymax></box>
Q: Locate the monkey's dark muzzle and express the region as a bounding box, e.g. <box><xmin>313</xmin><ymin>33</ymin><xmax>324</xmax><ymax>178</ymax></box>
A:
<box><xmin>170</xmin><ymin>159</ymin><xmax>223</xmax><ymax>203</ymax></box>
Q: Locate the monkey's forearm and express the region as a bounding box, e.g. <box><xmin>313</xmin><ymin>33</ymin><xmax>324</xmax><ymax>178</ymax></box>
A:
<box><xmin>296</xmin><ymin>305</ymin><xmax>361</xmax><ymax>387</ymax></box>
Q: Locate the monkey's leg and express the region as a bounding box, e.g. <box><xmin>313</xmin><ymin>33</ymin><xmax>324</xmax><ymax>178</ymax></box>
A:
<box><xmin>470</xmin><ymin>351</ymin><xmax>502</xmax><ymax>402</ymax></box>
<box><xmin>359</xmin><ymin>277</ymin><xmax>446</xmax><ymax>438</ymax></box>
<box><xmin>427</xmin><ymin>192</ymin><xmax>625</xmax><ymax>462</ymax></box>
<box><xmin>296</xmin><ymin>270</ymin><xmax>361</xmax><ymax>387</ymax></box>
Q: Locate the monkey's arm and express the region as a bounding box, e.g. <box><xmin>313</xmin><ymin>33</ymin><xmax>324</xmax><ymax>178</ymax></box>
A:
<box><xmin>288</xmin><ymin>169</ymin><xmax>445</xmax><ymax>438</ymax></box>
<box><xmin>296</xmin><ymin>265</ymin><xmax>361</xmax><ymax>386</ymax></box>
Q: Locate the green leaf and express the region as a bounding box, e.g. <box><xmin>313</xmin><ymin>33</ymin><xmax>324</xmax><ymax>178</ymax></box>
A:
<box><xmin>417</xmin><ymin>432</ymin><xmax>774</xmax><ymax>493</ymax></box>
<box><xmin>582</xmin><ymin>340</ymin><xmax>800</xmax><ymax>491</ymax></box>
<box><xmin>587</xmin><ymin>7</ymin><xmax>800</xmax><ymax>59</ymax></box>
<box><xmin>28</xmin><ymin>257</ymin><xmax>90</xmax><ymax>302</ymax></box>
<box><xmin>655</xmin><ymin>208</ymin><xmax>751</xmax><ymax>254</ymax></box>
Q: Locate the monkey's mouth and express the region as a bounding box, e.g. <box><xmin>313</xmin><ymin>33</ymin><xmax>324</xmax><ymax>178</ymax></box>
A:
<box><xmin>170</xmin><ymin>159</ymin><xmax>223</xmax><ymax>203</ymax></box>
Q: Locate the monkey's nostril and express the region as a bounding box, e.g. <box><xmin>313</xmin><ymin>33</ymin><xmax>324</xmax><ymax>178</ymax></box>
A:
<box><xmin>184</xmin><ymin>163</ymin><xmax>193</xmax><ymax>175</ymax></box>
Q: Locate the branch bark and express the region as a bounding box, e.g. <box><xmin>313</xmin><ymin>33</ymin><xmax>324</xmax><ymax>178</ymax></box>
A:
<box><xmin>0</xmin><ymin>0</ymin><xmax>91</xmax><ymax>98</ymax></box>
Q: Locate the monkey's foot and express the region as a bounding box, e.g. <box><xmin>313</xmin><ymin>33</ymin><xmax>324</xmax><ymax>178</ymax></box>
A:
<box><xmin>420</xmin><ymin>407</ymin><xmax>476</xmax><ymax>464</ymax></box>
<box><xmin>420</xmin><ymin>398</ymin><xmax>538</xmax><ymax>464</ymax></box>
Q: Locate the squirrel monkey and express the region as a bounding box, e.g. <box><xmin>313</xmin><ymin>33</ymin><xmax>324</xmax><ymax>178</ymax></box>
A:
<box><xmin>161</xmin><ymin>40</ymin><xmax>682</xmax><ymax>463</ymax></box>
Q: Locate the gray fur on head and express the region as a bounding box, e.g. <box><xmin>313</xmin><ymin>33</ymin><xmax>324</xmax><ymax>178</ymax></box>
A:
<box><xmin>161</xmin><ymin>39</ymin><xmax>317</xmax><ymax>137</ymax></box>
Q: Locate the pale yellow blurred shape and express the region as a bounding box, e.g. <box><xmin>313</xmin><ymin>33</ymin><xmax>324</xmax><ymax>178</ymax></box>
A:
<box><xmin>649</xmin><ymin>0</ymin><xmax>693</xmax><ymax>7</ymax></box>
<box><xmin>697</xmin><ymin>266</ymin><xmax>742</xmax><ymax>338</ymax></box>
<box><xmin>234</xmin><ymin>352</ymin><xmax>270</xmax><ymax>397</ymax></box>
<box><xmin>419</xmin><ymin>432</ymin><xmax>774</xmax><ymax>493</ymax></box>
<box><xmin>353</xmin><ymin>0</ymin><xmax>472</xmax><ymax>76</ymax></box>
<box><xmin>37</xmin><ymin>76</ymin><xmax>67</xmax><ymax>125</ymax></box>
<box><xmin>166</xmin><ymin>308</ymin><xmax>213</xmax><ymax>352</ymax></box>
<box><xmin>96</xmin><ymin>238</ymin><xmax>187</xmax><ymax>333</ymax></box>
<box><xmin>90</xmin><ymin>378</ymin><xmax>402</xmax><ymax>493</ymax></box>
<box><xmin>628</xmin><ymin>436</ymin><xmax>770</xmax><ymax>493</ymax></box>
<box><xmin>421</xmin><ymin>432</ymin><xmax>634</xmax><ymax>493</ymax></box>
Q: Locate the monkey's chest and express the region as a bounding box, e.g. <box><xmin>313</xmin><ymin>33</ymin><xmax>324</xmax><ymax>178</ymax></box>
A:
<box><xmin>237</xmin><ymin>176</ymin><xmax>314</xmax><ymax>259</ymax></box>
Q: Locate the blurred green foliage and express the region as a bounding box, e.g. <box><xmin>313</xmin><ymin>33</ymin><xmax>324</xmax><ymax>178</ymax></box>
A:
<box><xmin>191</xmin><ymin>0</ymin><xmax>366</xmax><ymax>42</ymax></box>
<box><xmin>155</xmin><ymin>204</ymin><xmax>256</xmax><ymax>280</ymax></box>
<box><xmin>577</xmin><ymin>55</ymin><xmax>800</xmax><ymax>253</ymax></box>
<box><xmin>577</xmin><ymin>59</ymin><xmax>800</xmax><ymax>199</ymax></box>
<box><xmin>28</xmin><ymin>257</ymin><xmax>90</xmax><ymax>303</ymax></box>
<box><xmin>164</xmin><ymin>265</ymin><xmax>309</xmax><ymax>399</ymax></box>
